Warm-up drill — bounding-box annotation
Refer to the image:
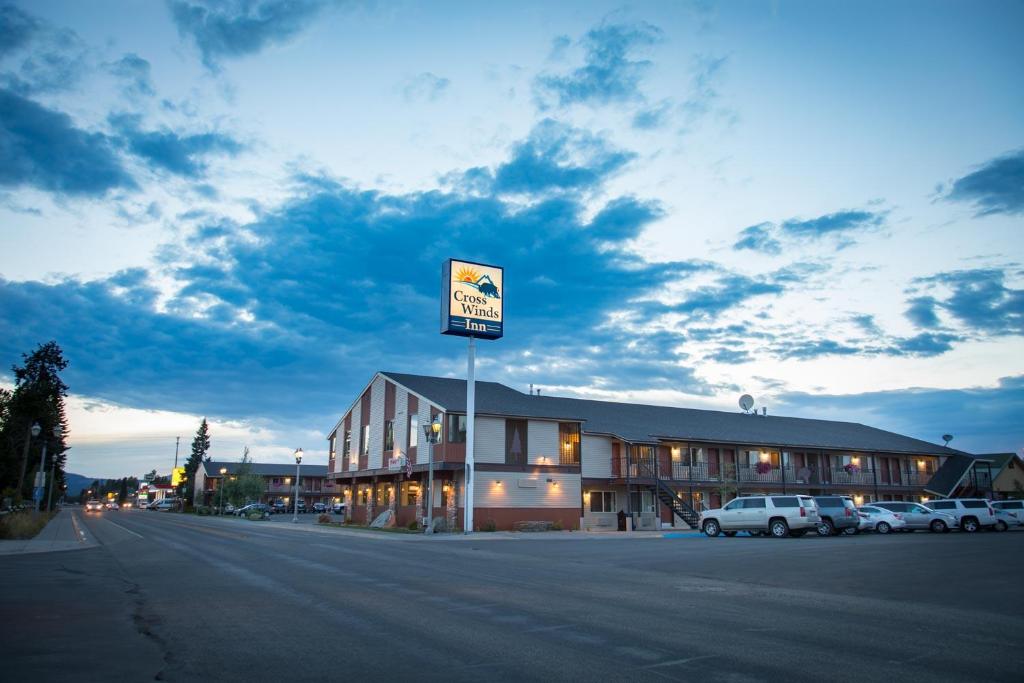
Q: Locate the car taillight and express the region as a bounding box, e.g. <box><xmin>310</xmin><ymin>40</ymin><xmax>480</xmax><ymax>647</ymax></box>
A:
<box><xmin>845</xmin><ymin>508</ymin><xmax>852</xmax><ymax>516</ymax></box>
<box><xmin>800</xmin><ymin>507</ymin><xmax>806</xmax><ymax>517</ymax></box>
<box><xmin>894</xmin><ymin>513</ymin><xmax>902</xmax><ymax>519</ymax></box>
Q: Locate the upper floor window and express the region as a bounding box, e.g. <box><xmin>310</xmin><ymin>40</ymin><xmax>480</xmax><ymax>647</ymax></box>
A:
<box><xmin>505</xmin><ymin>419</ymin><xmax>528</xmax><ymax>465</ymax></box>
<box><xmin>360</xmin><ymin>426</ymin><xmax>369</xmax><ymax>456</ymax></box>
<box><xmin>384</xmin><ymin>420</ymin><xmax>395</xmax><ymax>452</ymax></box>
<box><xmin>448</xmin><ymin>414</ymin><xmax>467</xmax><ymax>443</ymax></box>
<box><xmin>342</xmin><ymin>430</ymin><xmax>351</xmax><ymax>458</ymax></box>
<box><xmin>558</xmin><ymin>423</ymin><xmax>580</xmax><ymax>465</ymax></box>
<box><xmin>329</xmin><ymin>434</ymin><xmax>336</xmax><ymax>459</ymax></box>
<box><xmin>409</xmin><ymin>414</ymin><xmax>418</xmax><ymax>449</ymax></box>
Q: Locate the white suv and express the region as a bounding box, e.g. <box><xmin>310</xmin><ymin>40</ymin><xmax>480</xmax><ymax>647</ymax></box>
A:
<box><xmin>700</xmin><ymin>495</ymin><xmax>820</xmax><ymax>538</ymax></box>
<box><xmin>925</xmin><ymin>499</ymin><xmax>997</xmax><ymax>532</ymax></box>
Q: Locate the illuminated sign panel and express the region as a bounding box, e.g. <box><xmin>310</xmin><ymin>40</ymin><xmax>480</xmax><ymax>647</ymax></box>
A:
<box><xmin>440</xmin><ymin>259</ymin><xmax>503</xmax><ymax>339</ymax></box>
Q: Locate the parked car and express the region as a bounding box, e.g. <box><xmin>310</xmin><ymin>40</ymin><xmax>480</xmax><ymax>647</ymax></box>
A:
<box><xmin>332</xmin><ymin>501</ymin><xmax>347</xmax><ymax>515</ymax></box>
<box><xmin>812</xmin><ymin>496</ymin><xmax>859</xmax><ymax>536</ymax></box>
<box><xmin>312</xmin><ymin>502</ymin><xmax>327</xmax><ymax>514</ymax></box>
<box><xmin>271</xmin><ymin>500</ymin><xmax>287</xmax><ymax>514</ymax></box>
<box><xmin>151</xmin><ymin>499</ymin><xmax>178</xmax><ymax>511</ymax></box>
<box><xmin>296</xmin><ymin>500</ymin><xmax>306</xmax><ymax>513</ymax></box>
<box><xmin>223</xmin><ymin>503</ymin><xmax>236</xmax><ymax>514</ymax></box>
<box><xmin>85</xmin><ymin>499</ymin><xmax>103</xmax><ymax>512</ymax></box>
<box><xmin>991</xmin><ymin>500</ymin><xmax>1024</xmax><ymax>520</ymax></box>
<box><xmin>924</xmin><ymin>499</ymin><xmax>997</xmax><ymax>533</ymax></box>
<box><xmin>237</xmin><ymin>503</ymin><xmax>271</xmax><ymax>519</ymax></box>
<box><xmin>104</xmin><ymin>501</ymin><xmax>120</xmax><ymax>511</ymax></box>
<box><xmin>700</xmin><ymin>495</ymin><xmax>820</xmax><ymax>538</ymax></box>
<box><xmin>870</xmin><ymin>501</ymin><xmax>956</xmax><ymax>533</ymax></box>
<box><xmin>856</xmin><ymin>505</ymin><xmax>906</xmax><ymax>534</ymax></box>
<box><xmin>992</xmin><ymin>507</ymin><xmax>1021</xmax><ymax>531</ymax></box>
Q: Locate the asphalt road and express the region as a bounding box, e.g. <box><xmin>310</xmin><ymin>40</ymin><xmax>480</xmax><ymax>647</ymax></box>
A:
<box><xmin>2</xmin><ymin>511</ymin><xmax>1022</xmax><ymax>682</ymax></box>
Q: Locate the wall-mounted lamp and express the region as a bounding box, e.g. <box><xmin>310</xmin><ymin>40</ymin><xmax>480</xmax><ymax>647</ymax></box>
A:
<box><xmin>494</xmin><ymin>480</ymin><xmax>502</xmax><ymax>486</ymax></box>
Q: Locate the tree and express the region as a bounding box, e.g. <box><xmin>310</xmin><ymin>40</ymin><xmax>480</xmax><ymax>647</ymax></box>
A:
<box><xmin>183</xmin><ymin>418</ymin><xmax>210</xmax><ymax>503</ymax></box>
<box><xmin>221</xmin><ymin>449</ymin><xmax>264</xmax><ymax>506</ymax></box>
<box><xmin>0</xmin><ymin>342</ymin><xmax>70</xmax><ymax>503</ymax></box>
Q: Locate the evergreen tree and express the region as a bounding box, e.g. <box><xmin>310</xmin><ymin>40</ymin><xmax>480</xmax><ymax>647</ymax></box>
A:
<box><xmin>0</xmin><ymin>342</ymin><xmax>70</xmax><ymax>502</ymax></box>
<box><xmin>183</xmin><ymin>418</ymin><xmax>210</xmax><ymax>503</ymax></box>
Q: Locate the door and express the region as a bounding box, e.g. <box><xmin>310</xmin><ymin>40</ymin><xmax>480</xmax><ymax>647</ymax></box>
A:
<box><xmin>906</xmin><ymin>503</ymin><xmax>932</xmax><ymax>529</ymax></box>
<box><xmin>741</xmin><ymin>497</ymin><xmax>768</xmax><ymax>529</ymax></box>
<box><xmin>719</xmin><ymin>498</ymin><xmax>744</xmax><ymax>529</ymax></box>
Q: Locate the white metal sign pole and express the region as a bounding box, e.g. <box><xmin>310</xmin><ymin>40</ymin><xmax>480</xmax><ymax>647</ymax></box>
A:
<box><xmin>465</xmin><ymin>335</ymin><xmax>476</xmax><ymax>533</ymax></box>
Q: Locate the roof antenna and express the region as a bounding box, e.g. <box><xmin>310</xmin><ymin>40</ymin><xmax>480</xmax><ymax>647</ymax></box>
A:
<box><xmin>537</xmin><ymin>387</ymin><xmax>542</xmax><ymax>396</ymax></box>
<box><xmin>739</xmin><ymin>394</ymin><xmax>754</xmax><ymax>414</ymax></box>
<box><xmin>942</xmin><ymin>434</ymin><xmax>953</xmax><ymax>447</ymax></box>
<box><xmin>762</xmin><ymin>407</ymin><xmax>767</xmax><ymax>417</ymax></box>
<box><xmin>529</xmin><ymin>383</ymin><xmax>534</xmax><ymax>396</ymax></box>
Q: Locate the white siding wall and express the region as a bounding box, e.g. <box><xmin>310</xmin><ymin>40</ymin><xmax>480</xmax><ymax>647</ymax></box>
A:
<box><xmin>527</xmin><ymin>420</ymin><xmax>559</xmax><ymax>464</ymax></box>
<box><xmin>368</xmin><ymin>376</ymin><xmax>385</xmax><ymax>469</ymax></box>
<box><xmin>474</xmin><ymin>417</ymin><xmax>505</xmax><ymax>463</ymax></box>
<box><xmin>581</xmin><ymin>435</ymin><xmax>613</xmax><ymax>478</ymax></box>
<box><xmin>418</xmin><ymin>399</ymin><xmax>431</xmax><ymax>449</ymax></box>
<box><xmin>349</xmin><ymin>401</ymin><xmax>361</xmax><ymax>471</ymax></box>
<box><xmin>473</xmin><ymin>471</ymin><xmax>581</xmax><ymax>508</ymax></box>
<box><xmin>395</xmin><ymin>386</ymin><xmax>408</xmax><ymax>457</ymax></box>
<box><xmin>194</xmin><ymin>465</ymin><xmax>207</xmax><ymax>505</ymax></box>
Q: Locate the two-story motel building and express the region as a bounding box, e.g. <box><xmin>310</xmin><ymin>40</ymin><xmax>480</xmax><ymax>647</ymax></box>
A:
<box><xmin>326</xmin><ymin>372</ymin><xmax>963</xmax><ymax>531</ymax></box>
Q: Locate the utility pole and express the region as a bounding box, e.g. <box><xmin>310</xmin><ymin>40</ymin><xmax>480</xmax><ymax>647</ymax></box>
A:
<box><xmin>173</xmin><ymin>436</ymin><xmax>180</xmax><ymax>505</ymax></box>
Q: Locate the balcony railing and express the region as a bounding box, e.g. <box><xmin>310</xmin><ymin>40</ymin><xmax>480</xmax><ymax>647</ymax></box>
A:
<box><xmin>671</xmin><ymin>462</ymin><xmax>722</xmax><ymax>481</ymax></box>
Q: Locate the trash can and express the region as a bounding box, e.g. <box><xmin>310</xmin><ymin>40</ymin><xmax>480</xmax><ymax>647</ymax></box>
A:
<box><xmin>616</xmin><ymin>509</ymin><xmax>627</xmax><ymax>531</ymax></box>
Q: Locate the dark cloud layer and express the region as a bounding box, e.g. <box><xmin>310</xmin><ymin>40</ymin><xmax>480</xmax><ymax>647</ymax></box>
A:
<box><xmin>781</xmin><ymin>209</ymin><xmax>883</xmax><ymax>238</ymax></box>
<box><xmin>0</xmin><ymin>88</ymin><xmax>135</xmax><ymax>196</ymax></box>
<box><xmin>110</xmin><ymin>113</ymin><xmax>243</xmax><ymax>178</ymax></box>
<box><xmin>946</xmin><ymin>149</ymin><xmax>1024</xmax><ymax>216</ymax></box>
<box><xmin>733</xmin><ymin>222</ymin><xmax>780</xmax><ymax>255</ymax></box>
<box><xmin>909</xmin><ymin>268</ymin><xmax>1023</xmax><ymax>335</ymax></box>
<box><xmin>169</xmin><ymin>0</ymin><xmax>326</xmax><ymax>69</ymax></box>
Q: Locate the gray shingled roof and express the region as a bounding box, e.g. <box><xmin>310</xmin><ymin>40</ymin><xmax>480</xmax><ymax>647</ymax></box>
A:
<box><xmin>382</xmin><ymin>371</ymin><xmax>963</xmax><ymax>457</ymax></box>
<box><xmin>924</xmin><ymin>454</ymin><xmax>976</xmax><ymax>497</ymax></box>
<box><xmin>204</xmin><ymin>461</ymin><xmax>328</xmax><ymax>477</ymax></box>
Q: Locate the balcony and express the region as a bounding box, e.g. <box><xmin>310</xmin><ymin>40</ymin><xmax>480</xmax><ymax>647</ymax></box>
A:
<box><xmin>670</xmin><ymin>462</ymin><xmax>722</xmax><ymax>481</ymax></box>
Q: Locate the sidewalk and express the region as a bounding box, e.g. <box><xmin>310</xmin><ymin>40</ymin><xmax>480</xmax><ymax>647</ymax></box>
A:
<box><xmin>0</xmin><ymin>509</ymin><xmax>95</xmax><ymax>556</ymax></box>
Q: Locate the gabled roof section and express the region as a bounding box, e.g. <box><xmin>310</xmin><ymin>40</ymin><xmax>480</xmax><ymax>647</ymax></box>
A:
<box><xmin>374</xmin><ymin>372</ymin><xmax>963</xmax><ymax>456</ymax></box>
<box><xmin>203</xmin><ymin>461</ymin><xmax>329</xmax><ymax>477</ymax></box>
<box><xmin>924</xmin><ymin>454</ymin><xmax>977</xmax><ymax>497</ymax></box>
<box><xmin>973</xmin><ymin>452</ymin><xmax>1020</xmax><ymax>476</ymax></box>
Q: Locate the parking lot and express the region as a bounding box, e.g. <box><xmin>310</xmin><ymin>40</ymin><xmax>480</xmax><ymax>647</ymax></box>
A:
<box><xmin>3</xmin><ymin>509</ymin><xmax>1022</xmax><ymax>682</ymax></box>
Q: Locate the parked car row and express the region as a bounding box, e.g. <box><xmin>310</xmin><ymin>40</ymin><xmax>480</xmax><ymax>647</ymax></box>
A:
<box><xmin>699</xmin><ymin>495</ymin><xmax>1017</xmax><ymax>538</ymax></box>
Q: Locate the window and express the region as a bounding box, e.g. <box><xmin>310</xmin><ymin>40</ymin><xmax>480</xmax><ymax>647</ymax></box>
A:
<box><xmin>505</xmin><ymin>419</ymin><xmax>528</xmax><ymax>465</ymax></box>
<box><xmin>743</xmin><ymin>498</ymin><xmax>767</xmax><ymax>509</ymax></box>
<box><xmin>929</xmin><ymin>501</ymin><xmax>955</xmax><ymax>510</ymax></box>
<box><xmin>589</xmin><ymin>491</ymin><xmax>616</xmax><ymax>513</ymax></box>
<box><xmin>401</xmin><ymin>481</ymin><xmax>419</xmax><ymax>506</ymax></box>
<box><xmin>1002</xmin><ymin>502</ymin><xmax>1023</xmax><ymax>510</ymax></box>
<box><xmin>448</xmin><ymin>414</ymin><xmax>467</xmax><ymax>443</ymax></box>
<box><xmin>816</xmin><ymin>497</ymin><xmax>842</xmax><ymax>507</ymax></box>
<box><xmin>384</xmin><ymin>420</ymin><xmax>394</xmax><ymax>452</ymax></box>
<box><xmin>409</xmin><ymin>414</ymin><xmax>418</xmax><ymax>449</ymax></box>
<box><xmin>360</xmin><ymin>426</ymin><xmax>369</xmax><ymax>456</ymax></box>
<box><xmin>962</xmin><ymin>500</ymin><xmax>987</xmax><ymax>509</ymax></box>
<box><xmin>559</xmin><ymin>423</ymin><xmax>580</xmax><ymax>465</ymax></box>
<box><xmin>771</xmin><ymin>497</ymin><xmax>799</xmax><ymax>507</ymax></box>
<box><xmin>329</xmin><ymin>434</ymin><xmax>336</xmax><ymax>459</ymax></box>
<box><xmin>342</xmin><ymin>430</ymin><xmax>351</xmax><ymax>458</ymax></box>
<box><xmin>724</xmin><ymin>499</ymin><xmax>743</xmax><ymax>511</ymax></box>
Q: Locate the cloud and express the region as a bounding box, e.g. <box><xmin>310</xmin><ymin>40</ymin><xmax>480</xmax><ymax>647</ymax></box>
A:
<box><xmin>401</xmin><ymin>72</ymin><xmax>450</xmax><ymax>102</ymax></box>
<box><xmin>457</xmin><ymin>119</ymin><xmax>636</xmax><ymax>196</ymax></box>
<box><xmin>0</xmin><ymin>4</ymin><xmax>40</xmax><ymax>58</ymax></box>
<box><xmin>916</xmin><ymin>268</ymin><xmax>1023</xmax><ymax>335</ymax></box>
<box><xmin>776</xmin><ymin>375</ymin><xmax>1024</xmax><ymax>454</ymax></box>
<box><xmin>890</xmin><ymin>332</ymin><xmax>959</xmax><ymax>357</ymax></box>
<box><xmin>905</xmin><ymin>296</ymin><xmax>940</xmax><ymax>328</ymax></box>
<box><xmin>945</xmin><ymin>149</ymin><xmax>1024</xmax><ymax>216</ymax></box>
<box><xmin>850</xmin><ymin>314</ymin><xmax>881</xmax><ymax>335</ymax></box>
<box><xmin>0</xmin><ymin>88</ymin><xmax>135</xmax><ymax>196</ymax></box>
<box><xmin>169</xmin><ymin>0</ymin><xmax>326</xmax><ymax>69</ymax></box>
<box><xmin>631</xmin><ymin>100</ymin><xmax>671</xmax><ymax>130</ymax></box>
<box><xmin>534</xmin><ymin>21</ymin><xmax>662</xmax><ymax>108</ymax></box>
<box><xmin>108</xmin><ymin>53</ymin><xmax>155</xmax><ymax>98</ymax></box>
<box><xmin>781</xmin><ymin>209</ymin><xmax>884</xmax><ymax>238</ymax></box>
<box><xmin>732</xmin><ymin>222</ymin><xmax>781</xmax><ymax>255</ymax></box>
<box><xmin>110</xmin><ymin>113</ymin><xmax>243</xmax><ymax>178</ymax></box>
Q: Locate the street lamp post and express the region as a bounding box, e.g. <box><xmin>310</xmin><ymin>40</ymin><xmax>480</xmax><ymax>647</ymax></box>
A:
<box><xmin>30</xmin><ymin>422</ymin><xmax>45</xmax><ymax>514</ymax></box>
<box><xmin>422</xmin><ymin>415</ymin><xmax>442</xmax><ymax>534</ymax></box>
<box><xmin>45</xmin><ymin>424</ymin><xmax>62</xmax><ymax>512</ymax></box>
<box><xmin>293</xmin><ymin>449</ymin><xmax>303</xmax><ymax>523</ymax></box>
<box><xmin>219</xmin><ymin>467</ymin><xmax>228</xmax><ymax>514</ymax></box>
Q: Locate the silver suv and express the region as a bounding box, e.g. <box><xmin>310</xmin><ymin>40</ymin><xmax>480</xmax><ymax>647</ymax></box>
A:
<box><xmin>925</xmin><ymin>499</ymin><xmax>996</xmax><ymax>532</ymax></box>
<box><xmin>812</xmin><ymin>496</ymin><xmax>860</xmax><ymax>536</ymax></box>
<box><xmin>701</xmin><ymin>495</ymin><xmax>820</xmax><ymax>538</ymax></box>
<box><xmin>870</xmin><ymin>501</ymin><xmax>955</xmax><ymax>532</ymax></box>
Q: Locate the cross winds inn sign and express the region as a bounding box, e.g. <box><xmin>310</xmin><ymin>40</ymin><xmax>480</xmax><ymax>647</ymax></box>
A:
<box><xmin>440</xmin><ymin>259</ymin><xmax>504</xmax><ymax>340</ymax></box>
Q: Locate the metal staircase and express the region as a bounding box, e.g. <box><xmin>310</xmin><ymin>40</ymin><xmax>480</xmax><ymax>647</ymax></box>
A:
<box><xmin>634</xmin><ymin>458</ymin><xmax>701</xmax><ymax>529</ymax></box>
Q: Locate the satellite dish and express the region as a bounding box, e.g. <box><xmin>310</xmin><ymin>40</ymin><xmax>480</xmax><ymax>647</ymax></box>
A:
<box><xmin>942</xmin><ymin>434</ymin><xmax>953</xmax><ymax>446</ymax></box>
<box><xmin>739</xmin><ymin>394</ymin><xmax>754</xmax><ymax>412</ymax></box>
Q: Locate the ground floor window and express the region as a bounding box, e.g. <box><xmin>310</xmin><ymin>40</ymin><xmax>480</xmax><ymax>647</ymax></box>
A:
<box><xmin>629</xmin><ymin>490</ymin><xmax>655</xmax><ymax>513</ymax></box>
<box><xmin>400</xmin><ymin>481</ymin><xmax>419</xmax><ymax>506</ymax></box>
<box><xmin>589</xmin><ymin>491</ymin><xmax>616</xmax><ymax>513</ymax></box>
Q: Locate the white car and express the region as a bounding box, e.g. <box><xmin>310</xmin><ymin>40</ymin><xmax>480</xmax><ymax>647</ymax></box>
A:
<box><xmin>991</xmin><ymin>500</ymin><xmax>1024</xmax><ymax>529</ymax></box>
<box><xmin>700</xmin><ymin>495</ymin><xmax>820</xmax><ymax>538</ymax></box>
<box><xmin>924</xmin><ymin>499</ymin><xmax>997</xmax><ymax>532</ymax></box>
<box><xmin>856</xmin><ymin>506</ymin><xmax>907</xmax><ymax>534</ymax></box>
<box><xmin>870</xmin><ymin>501</ymin><xmax>956</xmax><ymax>533</ymax></box>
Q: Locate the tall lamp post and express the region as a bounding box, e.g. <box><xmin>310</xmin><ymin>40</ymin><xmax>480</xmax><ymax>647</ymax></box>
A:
<box><xmin>422</xmin><ymin>415</ymin><xmax>442</xmax><ymax>534</ymax></box>
<box><xmin>45</xmin><ymin>424</ymin><xmax>63</xmax><ymax>512</ymax></box>
<box><xmin>219</xmin><ymin>467</ymin><xmax>228</xmax><ymax>513</ymax></box>
<box><xmin>30</xmin><ymin>422</ymin><xmax>42</xmax><ymax>513</ymax></box>
<box><xmin>293</xmin><ymin>449</ymin><xmax>303</xmax><ymax>523</ymax></box>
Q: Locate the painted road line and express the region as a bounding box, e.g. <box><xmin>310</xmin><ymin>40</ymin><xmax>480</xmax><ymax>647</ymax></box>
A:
<box><xmin>102</xmin><ymin>518</ymin><xmax>145</xmax><ymax>540</ymax></box>
<box><xmin>70</xmin><ymin>512</ymin><xmax>89</xmax><ymax>544</ymax></box>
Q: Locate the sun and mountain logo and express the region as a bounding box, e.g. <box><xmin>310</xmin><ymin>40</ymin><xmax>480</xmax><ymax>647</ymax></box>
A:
<box><xmin>454</xmin><ymin>266</ymin><xmax>500</xmax><ymax>299</ymax></box>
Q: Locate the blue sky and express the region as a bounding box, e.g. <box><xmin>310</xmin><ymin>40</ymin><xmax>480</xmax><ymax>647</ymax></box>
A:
<box><xmin>1</xmin><ymin>0</ymin><xmax>1021</xmax><ymax>477</ymax></box>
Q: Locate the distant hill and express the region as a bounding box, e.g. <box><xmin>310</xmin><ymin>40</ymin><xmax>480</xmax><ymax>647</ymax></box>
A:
<box><xmin>64</xmin><ymin>473</ymin><xmax>105</xmax><ymax>497</ymax></box>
